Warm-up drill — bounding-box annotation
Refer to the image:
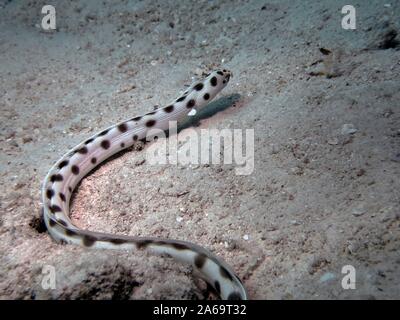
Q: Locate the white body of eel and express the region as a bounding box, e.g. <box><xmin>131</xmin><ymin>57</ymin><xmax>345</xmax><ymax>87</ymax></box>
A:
<box><xmin>41</xmin><ymin>69</ymin><xmax>248</xmax><ymax>300</ymax></box>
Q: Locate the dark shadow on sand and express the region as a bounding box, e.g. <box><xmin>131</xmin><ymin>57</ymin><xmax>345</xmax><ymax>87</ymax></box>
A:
<box><xmin>175</xmin><ymin>93</ymin><xmax>241</xmax><ymax>134</ymax></box>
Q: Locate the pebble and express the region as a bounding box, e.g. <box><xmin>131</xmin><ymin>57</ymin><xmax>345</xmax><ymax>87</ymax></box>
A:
<box><xmin>346</xmin><ymin>241</ymin><xmax>360</xmax><ymax>254</ymax></box>
<box><xmin>327</xmin><ymin>137</ymin><xmax>339</xmax><ymax>145</ymax></box>
<box><xmin>352</xmin><ymin>205</ymin><xmax>366</xmax><ymax>216</ymax></box>
<box><xmin>341</xmin><ymin>123</ymin><xmax>358</xmax><ymax>135</ymax></box>
<box><xmin>243</xmin><ymin>234</ymin><xmax>249</xmax><ymax>241</ymax></box>
<box><xmin>224</xmin><ymin>240</ymin><xmax>237</xmax><ymax>251</ymax></box>
<box><xmin>134</xmin><ymin>158</ymin><xmax>146</xmax><ymax>166</ymax></box>
<box><xmin>176</xmin><ymin>216</ymin><xmax>183</xmax><ymax>223</ymax></box>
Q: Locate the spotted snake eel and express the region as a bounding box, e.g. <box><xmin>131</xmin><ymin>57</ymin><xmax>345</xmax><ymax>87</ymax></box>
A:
<box><xmin>41</xmin><ymin>69</ymin><xmax>248</xmax><ymax>300</ymax></box>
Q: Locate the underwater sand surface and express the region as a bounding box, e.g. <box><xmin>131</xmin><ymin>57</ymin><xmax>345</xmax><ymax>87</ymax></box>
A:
<box><xmin>0</xmin><ymin>0</ymin><xmax>399</xmax><ymax>299</ymax></box>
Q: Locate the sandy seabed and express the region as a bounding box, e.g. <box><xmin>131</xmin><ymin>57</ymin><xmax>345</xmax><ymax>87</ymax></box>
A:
<box><xmin>0</xmin><ymin>0</ymin><xmax>399</xmax><ymax>299</ymax></box>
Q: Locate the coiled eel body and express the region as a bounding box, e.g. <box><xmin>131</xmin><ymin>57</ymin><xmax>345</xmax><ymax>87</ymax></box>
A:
<box><xmin>41</xmin><ymin>69</ymin><xmax>248</xmax><ymax>300</ymax></box>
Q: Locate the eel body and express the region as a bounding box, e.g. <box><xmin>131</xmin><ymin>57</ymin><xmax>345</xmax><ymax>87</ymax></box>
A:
<box><xmin>41</xmin><ymin>69</ymin><xmax>248</xmax><ymax>300</ymax></box>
